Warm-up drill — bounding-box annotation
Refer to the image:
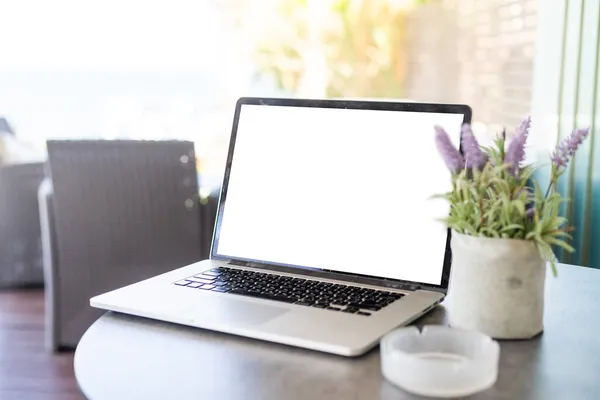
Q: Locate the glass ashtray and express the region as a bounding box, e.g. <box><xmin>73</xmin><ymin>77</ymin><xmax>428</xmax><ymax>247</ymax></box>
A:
<box><xmin>381</xmin><ymin>326</ymin><xmax>500</xmax><ymax>398</ymax></box>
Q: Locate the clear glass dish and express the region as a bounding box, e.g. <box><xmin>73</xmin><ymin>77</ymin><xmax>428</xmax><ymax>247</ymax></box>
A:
<box><xmin>381</xmin><ymin>325</ymin><xmax>500</xmax><ymax>398</ymax></box>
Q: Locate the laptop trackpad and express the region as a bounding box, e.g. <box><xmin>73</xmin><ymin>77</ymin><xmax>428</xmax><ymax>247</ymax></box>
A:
<box><xmin>200</xmin><ymin>299</ymin><xmax>289</xmax><ymax>327</ymax></box>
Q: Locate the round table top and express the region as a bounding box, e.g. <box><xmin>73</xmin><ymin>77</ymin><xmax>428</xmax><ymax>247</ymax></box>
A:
<box><xmin>75</xmin><ymin>264</ymin><xmax>600</xmax><ymax>400</ymax></box>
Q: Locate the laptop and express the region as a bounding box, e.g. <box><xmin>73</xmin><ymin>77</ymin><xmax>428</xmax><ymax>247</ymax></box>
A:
<box><xmin>90</xmin><ymin>97</ymin><xmax>471</xmax><ymax>357</ymax></box>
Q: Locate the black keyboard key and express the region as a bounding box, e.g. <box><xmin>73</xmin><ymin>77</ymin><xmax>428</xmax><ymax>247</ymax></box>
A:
<box><xmin>326</xmin><ymin>306</ymin><xmax>341</xmax><ymax>311</ymax></box>
<box><xmin>174</xmin><ymin>280</ymin><xmax>191</xmax><ymax>286</ymax></box>
<box><xmin>211</xmin><ymin>287</ymin><xmax>229</xmax><ymax>293</ymax></box>
<box><xmin>330</xmin><ymin>301</ymin><xmax>348</xmax><ymax>307</ymax></box>
<box><xmin>348</xmin><ymin>303</ymin><xmax>381</xmax><ymax>312</ymax></box>
<box><xmin>295</xmin><ymin>301</ymin><xmax>313</xmax><ymax>306</ymax></box>
<box><xmin>342</xmin><ymin>308</ymin><xmax>357</xmax><ymax>313</ymax></box>
<box><xmin>313</xmin><ymin>304</ymin><xmax>326</xmax><ymax>309</ymax></box>
<box><xmin>229</xmin><ymin>289</ymin><xmax>298</xmax><ymax>303</ymax></box>
<box><xmin>360</xmin><ymin>300</ymin><xmax>382</xmax><ymax>307</ymax></box>
<box><xmin>357</xmin><ymin>311</ymin><xmax>371</xmax><ymax>316</ymax></box>
<box><xmin>187</xmin><ymin>281</ymin><xmax>203</xmax><ymax>288</ymax></box>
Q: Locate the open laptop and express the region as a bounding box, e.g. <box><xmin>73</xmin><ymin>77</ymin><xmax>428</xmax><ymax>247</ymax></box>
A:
<box><xmin>90</xmin><ymin>97</ymin><xmax>471</xmax><ymax>356</ymax></box>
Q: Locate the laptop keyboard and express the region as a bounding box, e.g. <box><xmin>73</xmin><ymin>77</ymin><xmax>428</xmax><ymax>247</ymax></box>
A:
<box><xmin>174</xmin><ymin>266</ymin><xmax>405</xmax><ymax>316</ymax></box>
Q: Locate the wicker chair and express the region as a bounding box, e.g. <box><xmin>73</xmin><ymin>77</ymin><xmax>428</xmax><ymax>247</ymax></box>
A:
<box><xmin>0</xmin><ymin>162</ymin><xmax>45</xmax><ymax>288</ymax></box>
<box><xmin>42</xmin><ymin>140</ymin><xmax>203</xmax><ymax>350</ymax></box>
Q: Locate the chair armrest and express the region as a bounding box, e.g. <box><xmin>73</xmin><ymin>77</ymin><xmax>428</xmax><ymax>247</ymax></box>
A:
<box><xmin>38</xmin><ymin>178</ymin><xmax>60</xmax><ymax>351</ymax></box>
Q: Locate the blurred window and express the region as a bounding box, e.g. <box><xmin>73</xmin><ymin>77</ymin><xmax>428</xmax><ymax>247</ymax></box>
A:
<box><xmin>0</xmin><ymin>0</ymin><xmax>537</xmax><ymax>180</ymax></box>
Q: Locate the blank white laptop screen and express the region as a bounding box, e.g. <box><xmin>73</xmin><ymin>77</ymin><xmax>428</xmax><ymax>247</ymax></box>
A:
<box><xmin>214</xmin><ymin>104</ymin><xmax>464</xmax><ymax>285</ymax></box>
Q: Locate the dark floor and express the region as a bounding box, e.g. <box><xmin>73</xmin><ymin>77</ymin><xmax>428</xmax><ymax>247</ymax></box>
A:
<box><xmin>0</xmin><ymin>289</ymin><xmax>84</xmax><ymax>400</ymax></box>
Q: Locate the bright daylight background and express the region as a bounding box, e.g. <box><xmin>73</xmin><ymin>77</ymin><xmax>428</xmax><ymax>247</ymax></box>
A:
<box><xmin>0</xmin><ymin>0</ymin><xmax>538</xmax><ymax>186</ymax></box>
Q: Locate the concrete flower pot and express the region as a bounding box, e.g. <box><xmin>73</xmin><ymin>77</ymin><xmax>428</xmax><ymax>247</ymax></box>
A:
<box><xmin>447</xmin><ymin>231</ymin><xmax>546</xmax><ymax>339</ymax></box>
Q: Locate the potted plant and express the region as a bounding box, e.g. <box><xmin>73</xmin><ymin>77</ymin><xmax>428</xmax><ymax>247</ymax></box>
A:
<box><xmin>434</xmin><ymin>117</ymin><xmax>589</xmax><ymax>339</ymax></box>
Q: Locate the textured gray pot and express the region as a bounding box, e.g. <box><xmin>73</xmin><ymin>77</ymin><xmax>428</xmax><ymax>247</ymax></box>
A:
<box><xmin>448</xmin><ymin>232</ymin><xmax>546</xmax><ymax>339</ymax></box>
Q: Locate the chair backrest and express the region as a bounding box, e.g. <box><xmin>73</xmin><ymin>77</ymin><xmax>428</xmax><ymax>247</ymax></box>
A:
<box><xmin>46</xmin><ymin>140</ymin><xmax>202</xmax><ymax>347</ymax></box>
<box><xmin>0</xmin><ymin>162</ymin><xmax>45</xmax><ymax>287</ymax></box>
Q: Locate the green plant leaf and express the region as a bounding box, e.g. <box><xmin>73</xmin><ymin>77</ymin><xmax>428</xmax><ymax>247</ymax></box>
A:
<box><xmin>500</xmin><ymin>223</ymin><xmax>524</xmax><ymax>233</ymax></box>
<box><xmin>544</xmin><ymin>237</ymin><xmax>575</xmax><ymax>253</ymax></box>
<box><xmin>549</xmin><ymin>230</ymin><xmax>573</xmax><ymax>240</ymax></box>
<box><xmin>429</xmin><ymin>193</ymin><xmax>450</xmax><ymax>200</ymax></box>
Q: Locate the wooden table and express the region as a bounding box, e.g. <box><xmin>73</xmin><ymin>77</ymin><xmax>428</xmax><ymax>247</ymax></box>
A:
<box><xmin>74</xmin><ymin>264</ymin><xmax>600</xmax><ymax>399</ymax></box>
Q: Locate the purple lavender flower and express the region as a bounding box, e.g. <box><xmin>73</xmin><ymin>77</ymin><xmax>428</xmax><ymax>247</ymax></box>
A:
<box><xmin>504</xmin><ymin>116</ymin><xmax>531</xmax><ymax>174</ymax></box>
<box><xmin>461</xmin><ymin>124</ymin><xmax>488</xmax><ymax>169</ymax></box>
<box><xmin>435</xmin><ymin>125</ymin><xmax>464</xmax><ymax>174</ymax></box>
<box><xmin>551</xmin><ymin>128</ymin><xmax>590</xmax><ymax>168</ymax></box>
<box><xmin>526</xmin><ymin>207</ymin><xmax>535</xmax><ymax>219</ymax></box>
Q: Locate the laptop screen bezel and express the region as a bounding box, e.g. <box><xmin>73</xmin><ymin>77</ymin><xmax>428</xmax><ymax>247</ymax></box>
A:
<box><xmin>209</xmin><ymin>97</ymin><xmax>472</xmax><ymax>291</ymax></box>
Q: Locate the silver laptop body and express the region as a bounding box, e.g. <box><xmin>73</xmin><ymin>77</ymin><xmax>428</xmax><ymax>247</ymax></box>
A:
<box><xmin>91</xmin><ymin>97</ymin><xmax>471</xmax><ymax>356</ymax></box>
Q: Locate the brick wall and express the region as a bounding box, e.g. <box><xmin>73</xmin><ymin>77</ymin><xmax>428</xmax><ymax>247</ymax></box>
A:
<box><xmin>403</xmin><ymin>0</ymin><xmax>538</xmax><ymax>134</ymax></box>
